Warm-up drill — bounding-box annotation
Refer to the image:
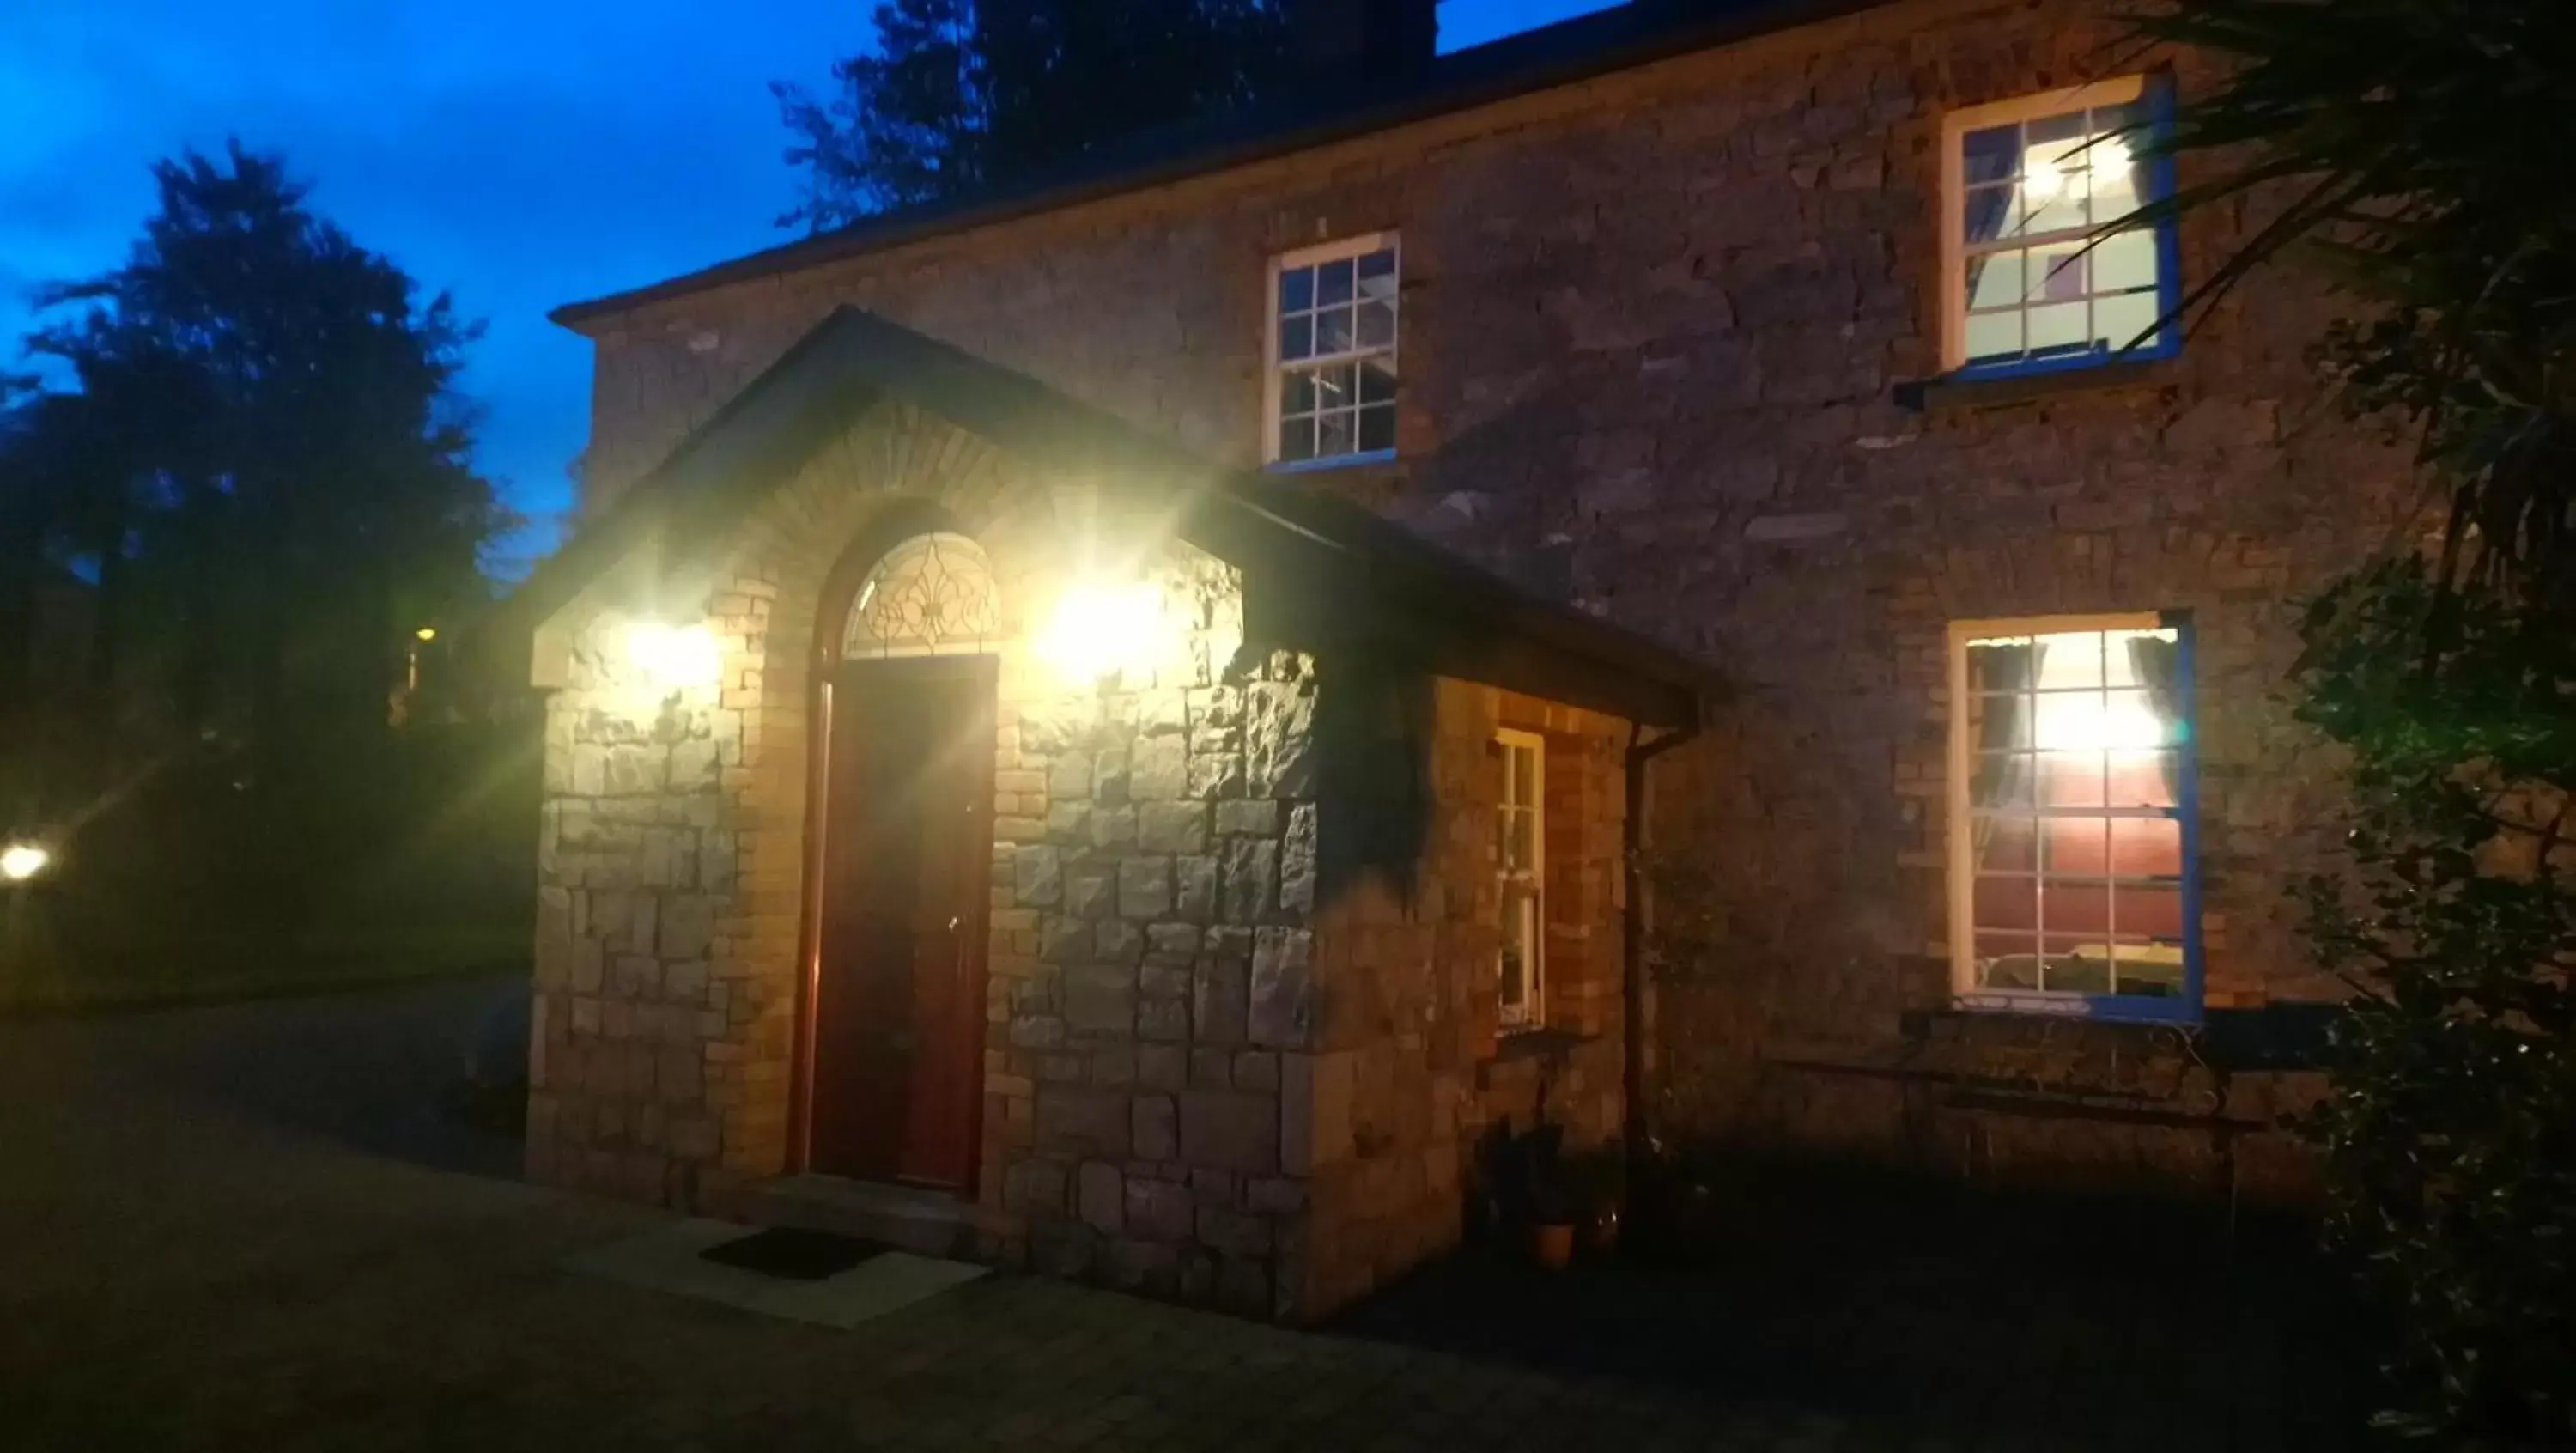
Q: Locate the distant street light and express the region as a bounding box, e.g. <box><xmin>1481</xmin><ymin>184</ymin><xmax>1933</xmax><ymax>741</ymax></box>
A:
<box><xmin>1</xmin><ymin>842</ymin><xmax>52</xmax><ymax>884</ymax></box>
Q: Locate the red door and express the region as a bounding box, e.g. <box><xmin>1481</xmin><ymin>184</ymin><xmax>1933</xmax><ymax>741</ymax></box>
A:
<box><xmin>808</xmin><ymin>654</ymin><xmax>996</xmax><ymax>1191</ymax></box>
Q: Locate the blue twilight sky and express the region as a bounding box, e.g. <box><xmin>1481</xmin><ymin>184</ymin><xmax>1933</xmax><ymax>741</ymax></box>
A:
<box><xmin>1</xmin><ymin>0</ymin><xmax>1616</xmax><ymax>577</ymax></box>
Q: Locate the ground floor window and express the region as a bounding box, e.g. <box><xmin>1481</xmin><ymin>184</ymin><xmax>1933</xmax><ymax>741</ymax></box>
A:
<box><xmin>1947</xmin><ymin>613</ymin><xmax>2200</xmax><ymax>1020</ymax></box>
<box><xmin>1495</xmin><ymin>728</ymin><xmax>1545</xmax><ymax>1030</ymax></box>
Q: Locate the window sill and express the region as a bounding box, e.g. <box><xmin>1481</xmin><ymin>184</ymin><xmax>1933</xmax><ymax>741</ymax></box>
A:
<box><xmin>1945</xmin><ymin>992</ymin><xmax>2200</xmax><ymax>1026</ymax></box>
<box><xmin>1264</xmin><ymin>447</ymin><xmax>1397</xmax><ymax>475</ymax></box>
<box><xmin>1483</xmin><ymin>1025</ymin><xmax>1594</xmax><ymax>1067</ymax></box>
<box><xmin>1893</xmin><ymin>356</ymin><xmax>2173</xmax><ymax>414</ymax></box>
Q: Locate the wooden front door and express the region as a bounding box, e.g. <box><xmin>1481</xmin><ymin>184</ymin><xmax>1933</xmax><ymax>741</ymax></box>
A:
<box><xmin>808</xmin><ymin>654</ymin><xmax>997</xmax><ymax>1191</ymax></box>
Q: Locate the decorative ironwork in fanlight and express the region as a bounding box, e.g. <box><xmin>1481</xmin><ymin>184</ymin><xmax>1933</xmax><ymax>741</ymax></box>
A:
<box><xmin>841</xmin><ymin>532</ymin><xmax>1002</xmax><ymax>658</ymax></box>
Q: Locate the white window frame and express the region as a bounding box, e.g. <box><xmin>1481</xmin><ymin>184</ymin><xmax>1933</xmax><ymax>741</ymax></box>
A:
<box><xmin>1263</xmin><ymin>231</ymin><xmax>1400</xmax><ymax>471</ymax></box>
<box><xmin>1945</xmin><ymin>611</ymin><xmax>2202</xmax><ymax>1023</ymax></box>
<box><xmin>1495</xmin><ymin>727</ymin><xmax>1545</xmax><ymax>1030</ymax></box>
<box><xmin>1938</xmin><ymin>76</ymin><xmax>2172</xmax><ymax>376</ymax></box>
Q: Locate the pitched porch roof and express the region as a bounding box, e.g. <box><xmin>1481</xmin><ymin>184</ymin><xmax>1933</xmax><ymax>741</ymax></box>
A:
<box><xmin>498</xmin><ymin>307</ymin><xmax>1715</xmax><ymax>727</ymax></box>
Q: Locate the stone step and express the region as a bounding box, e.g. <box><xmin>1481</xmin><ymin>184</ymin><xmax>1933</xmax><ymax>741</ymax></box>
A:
<box><xmin>741</xmin><ymin>1174</ymin><xmax>970</xmax><ymax>1259</ymax></box>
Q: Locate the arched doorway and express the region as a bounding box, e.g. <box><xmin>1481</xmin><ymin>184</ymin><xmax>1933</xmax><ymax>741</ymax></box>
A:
<box><xmin>804</xmin><ymin>528</ymin><xmax>1001</xmax><ymax>1191</ymax></box>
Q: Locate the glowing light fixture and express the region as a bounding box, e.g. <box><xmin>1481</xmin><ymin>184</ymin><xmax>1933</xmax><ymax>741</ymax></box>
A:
<box><xmin>626</xmin><ymin>621</ymin><xmax>722</xmax><ymax>690</ymax></box>
<box><xmin>414</xmin><ymin>626</ymin><xmax>438</xmax><ymax>642</ymax></box>
<box><xmin>1</xmin><ymin>842</ymin><xmax>52</xmax><ymax>884</ymax></box>
<box><xmin>1035</xmin><ymin>580</ymin><xmax>1167</xmax><ymax>684</ymax></box>
<box><xmin>2021</xmin><ymin>152</ymin><xmax>2065</xmax><ymax>200</ymax></box>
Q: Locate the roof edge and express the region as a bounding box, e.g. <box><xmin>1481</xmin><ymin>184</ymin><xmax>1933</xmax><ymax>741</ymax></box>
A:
<box><xmin>551</xmin><ymin>0</ymin><xmax>1892</xmax><ymax>330</ymax></box>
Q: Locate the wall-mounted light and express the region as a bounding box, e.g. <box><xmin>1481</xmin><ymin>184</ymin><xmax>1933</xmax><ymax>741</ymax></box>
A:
<box><xmin>1</xmin><ymin>842</ymin><xmax>52</xmax><ymax>884</ymax></box>
<box><xmin>626</xmin><ymin>621</ymin><xmax>722</xmax><ymax>691</ymax></box>
<box><xmin>1035</xmin><ymin>580</ymin><xmax>1167</xmax><ymax>686</ymax></box>
<box><xmin>414</xmin><ymin>626</ymin><xmax>438</xmax><ymax>642</ymax></box>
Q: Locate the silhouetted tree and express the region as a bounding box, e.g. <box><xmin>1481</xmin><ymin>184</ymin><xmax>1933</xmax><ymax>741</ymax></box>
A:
<box><xmin>25</xmin><ymin>143</ymin><xmax>502</xmax><ymax>770</ymax></box>
<box><xmin>774</xmin><ymin>0</ymin><xmax>1292</xmax><ymax>228</ymax></box>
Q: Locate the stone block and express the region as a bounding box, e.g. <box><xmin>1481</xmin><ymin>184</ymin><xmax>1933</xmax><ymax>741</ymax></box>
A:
<box><xmin>1010</xmin><ymin>1013</ymin><xmax>1068</xmax><ymax>1049</ymax></box>
<box><xmin>1013</xmin><ymin>844</ymin><xmax>1063</xmax><ymax>906</ymax></box>
<box><xmin>1192</xmin><ymin>952</ymin><xmax>1249</xmax><ymax>1047</ymax></box>
<box><xmin>1138</xmin><ymin>1043</ymin><xmax>1188</xmax><ymax>1090</ymax></box>
<box><xmin>1063</xmin><ymin>966</ymin><xmax>1135</xmax><ymax>1035</ymax></box>
<box><xmin>1175</xmin><ymin>854</ymin><xmax>1218</xmax><ymax>921</ymax></box>
<box><xmin>1036</xmin><ymin>1087</ymin><xmax>1130</xmax><ymax>1158</ymax></box>
<box><xmin>1125</xmin><ymin>1176</ymin><xmax>1194</xmax><ymax>1241</ymax></box>
<box><xmin>1095</xmin><ymin>919</ymin><xmax>1145</xmax><ymax>964</ymax></box>
<box><xmin>1133</xmin><ymin>1095</ymin><xmax>1178</xmax><ymax>1160</ymax></box>
<box><xmin>1137</xmin><ymin>999</ymin><xmax>1191</xmax><ymax>1043</ymax></box>
<box><xmin>1048</xmin><ymin>751</ymin><xmax>1093</xmax><ymax>799</ymax></box>
<box><xmin>1139</xmin><ymin>689</ymin><xmax>1188</xmax><ymax>737</ymax></box>
<box><xmin>1188</xmin><ymin>752</ymin><xmax>1245</xmax><ymax>798</ymax></box>
<box><xmin>1118</xmin><ymin>856</ymin><xmax>1173</xmax><ymax>919</ymax></box>
<box><xmin>1279</xmin><ymin>806</ymin><xmax>1317</xmax><ymax>915</ymax></box>
<box><xmin>1213</xmin><ymin>799</ymin><xmax>1279</xmax><ymax>838</ymax></box>
<box><xmin>1005</xmin><ymin>1157</ymin><xmax>1069</xmax><ymax>1214</ymax></box>
<box><xmin>1045</xmin><ymin>800</ymin><xmax>1092</xmax><ymax>842</ymax></box>
<box><xmin>1078</xmin><ymin>1161</ymin><xmax>1125</xmax><ymax>1233</ymax></box>
<box><xmin>1091</xmin><ymin>743</ymin><xmax>1132</xmax><ymax>805</ymax></box>
<box><xmin>1244</xmin><ymin>683</ymin><xmax>1316</xmax><ymax>797</ymax></box>
<box><xmin>1195</xmin><ymin>1205</ymin><xmax>1273</xmax><ymax>1257</ymax></box>
<box><xmin>1090</xmin><ymin>806</ymin><xmax>1139</xmax><ymax>850</ymax></box>
<box><xmin>1249</xmin><ymin>927</ymin><xmax>1314</xmax><ymax>1048</ymax></box>
<box><xmin>1221</xmin><ymin>839</ymin><xmax>1278</xmax><ymax>923</ymax></box>
<box><xmin>1065</xmin><ymin>864</ymin><xmax>1115</xmax><ymax>921</ymax></box>
<box><xmin>1180</xmin><ymin>1091</ymin><xmax>1278</xmax><ymax>1175</ymax></box>
<box><xmin>1040</xmin><ymin>916</ymin><xmax>1091</xmax><ymax>964</ymax></box>
<box><xmin>660</xmin><ymin>894</ymin><xmax>716</xmax><ymax>960</ymax></box>
<box><xmin>1143</xmin><ymin>922</ymin><xmax>1199</xmax><ymax>966</ymax></box>
<box><xmin>1137</xmin><ymin>801</ymin><xmax>1209</xmax><ymax>854</ymax></box>
<box><xmin>1129</xmin><ymin>736</ymin><xmax>1188</xmax><ymax>800</ymax></box>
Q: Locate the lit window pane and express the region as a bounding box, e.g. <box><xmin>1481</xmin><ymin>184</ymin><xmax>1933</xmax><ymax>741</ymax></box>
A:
<box><xmin>2110</xmin><ymin>882</ymin><xmax>2185</xmax><ymax>941</ymax></box>
<box><xmin>1965</xmin><ymin>252</ymin><xmax>2025</xmax><ymax>312</ymax></box>
<box><xmin>1316</xmin><ymin>410</ymin><xmax>1355</xmax><ymax>459</ymax></box>
<box><xmin>1278</xmin><ymin>266</ymin><xmax>1313</xmax><ymax>314</ymax></box>
<box><xmin>1315</xmin><ymin>362</ymin><xmax>1355</xmax><ymax>408</ymax></box>
<box><xmin>1356</xmin><ymin>299</ymin><xmax>1394</xmax><ymax>349</ymax></box>
<box><xmin>2036</xmin><ymin>751</ymin><xmax>2108</xmax><ymax>808</ymax></box>
<box><xmin>1356</xmin><ymin>248</ymin><xmax>1396</xmax><ymax>296</ymax></box>
<box><xmin>2107</xmin><ymin>815</ymin><xmax>2183</xmax><ymax>873</ymax></box>
<box><xmin>2026</xmin><ymin>301</ymin><xmax>2089</xmax><ymax>354</ymax></box>
<box><xmin>2033</xmin><ymin>247</ymin><xmax>2088</xmax><ymax>302</ymax></box>
<box><xmin>1279</xmin><ymin>370</ymin><xmax>1315</xmax><ymax>418</ymax></box>
<box><xmin>1316</xmin><ymin>258</ymin><xmax>1354</xmax><ymax>306</ymax></box>
<box><xmin>2095</xmin><ymin>289</ymin><xmax>2162</xmax><ymax>354</ymax></box>
<box><xmin>1358</xmin><ymin>358</ymin><xmax>1397</xmax><ymax>404</ymax></box>
<box><xmin>1279</xmin><ymin>314</ymin><xmax>1312</xmax><ymax>362</ymax></box>
<box><xmin>1358</xmin><ymin>404</ymin><xmax>1395</xmax><ymax>453</ymax></box>
<box><xmin>1964</xmin><ymin>309</ymin><xmax>2022</xmax><ymax>362</ymax></box>
<box><xmin>1976</xmin><ymin>932</ymin><xmax>2043</xmax><ymax>989</ymax></box>
<box><xmin>1315</xmin><ymin>306</ymin><xmax>1354</xmax><ymax>355</ymax></box>
<box><xmin>2092</xmin><ymin>228</ymin><xmax>2158</xmax><ymax>293</ymax></box>
<box><xmin>1963</xmin><ymin>125</ymin><xmax>2020</xmax><ymax>186</ymax></box>
<box><xmin>1964</xmin><ymin>184</ymin><xmax>2015</xmax><ymax>248</ymax></box>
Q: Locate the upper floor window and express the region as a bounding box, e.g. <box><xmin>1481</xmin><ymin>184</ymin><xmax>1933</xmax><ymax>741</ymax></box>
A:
<box><xmin>1495</xmin><ymin>728</ymin><xmax>1545</xmax><ymax>1030</ymax></box>
<box><xmin>1267</xmin><ymin>234</ymin><xmax>1398</xmax><ymax>469</ymax></box>
<box><xmin>1941</xmin><ymin>78</ymin><xmax>2178</xmax><ymax>379</ymax></box>
<box><xmin>1947</xmin><ymin>615</ymin><xmax>2201</xmax><ymax>1022</ymax></box>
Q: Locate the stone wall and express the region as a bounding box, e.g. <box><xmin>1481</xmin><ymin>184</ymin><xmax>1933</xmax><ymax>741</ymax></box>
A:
<box><xmin>559</xmin><ymin>0</ymin><xmax>2415</xmax><ymax>1199</ymax></box>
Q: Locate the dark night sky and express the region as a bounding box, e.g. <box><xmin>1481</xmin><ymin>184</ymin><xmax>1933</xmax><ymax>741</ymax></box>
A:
<box><xmin>2</xmin><ymin>0</ymin><xmax>1615</xmax><ymax>577</ymax></box>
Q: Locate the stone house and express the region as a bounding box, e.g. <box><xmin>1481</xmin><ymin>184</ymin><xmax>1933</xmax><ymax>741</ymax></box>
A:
<box><xmin>507</xmin><ymin>0</ymin><xmax>2409</xmax><ymax>1320</ymax></box>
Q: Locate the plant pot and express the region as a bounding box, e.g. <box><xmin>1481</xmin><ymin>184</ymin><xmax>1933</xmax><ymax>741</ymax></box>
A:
<box><xmin>1531</xmin><ymin>1221</ymin><xmax>1576</xmax><ymax>1270</ymax></box>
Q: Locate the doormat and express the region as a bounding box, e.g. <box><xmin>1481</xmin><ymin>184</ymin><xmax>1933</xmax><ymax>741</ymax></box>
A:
<box><xmin>698</xmin><ymin>1226</ymin><xmax>889</xmax><ymax>1281</ymax></box>
<box><xmin>563</xmin><ymin>1218</ymin><xmax>989</xmax><ymax>1329</ymax></box>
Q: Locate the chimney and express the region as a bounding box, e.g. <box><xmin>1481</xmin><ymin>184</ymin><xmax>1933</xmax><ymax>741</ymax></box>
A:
<box><xmin>1290</xmin><ymin>0</ymin><xmax>1439</xmax><ymax>85</ymax></box>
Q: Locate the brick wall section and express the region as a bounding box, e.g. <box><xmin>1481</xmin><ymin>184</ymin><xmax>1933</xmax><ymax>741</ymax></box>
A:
<box><xmin>1291</xmin><ymin>678</ymin><xmax>1628</xmax><ymax>1313</ymax></box>
<box><xmin>560</xmin><ymin>0</ymin><xmax>2415</xmax><ymax>1201</ymax></box>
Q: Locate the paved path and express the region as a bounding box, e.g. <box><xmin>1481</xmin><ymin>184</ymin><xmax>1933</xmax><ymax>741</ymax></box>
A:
<box><xmin>0</xmin><ymin>980</ymin><xmax>2357</xmax><ymax>1450</ymax></box>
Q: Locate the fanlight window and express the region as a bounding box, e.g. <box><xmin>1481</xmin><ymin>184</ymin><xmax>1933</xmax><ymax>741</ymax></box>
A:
<box><xmin>840</xmin><ymin>532</ymin><xmax>1002</xmax><ymax>658</ymax></box>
